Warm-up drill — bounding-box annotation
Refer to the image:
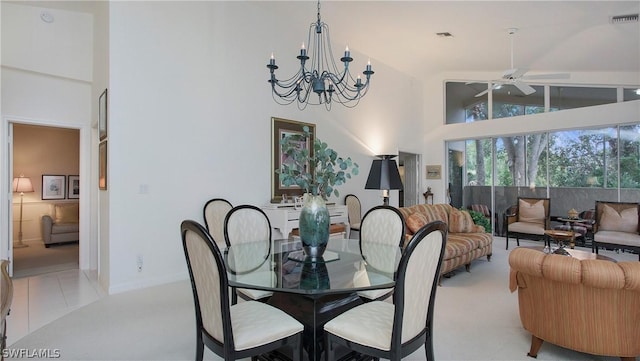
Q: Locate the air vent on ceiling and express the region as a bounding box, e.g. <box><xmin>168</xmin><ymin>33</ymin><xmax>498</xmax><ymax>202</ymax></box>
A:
<box><xmin>610</xmin><ymin>14</ymin><xmax>638</xmax><ymax>24</ymax></box>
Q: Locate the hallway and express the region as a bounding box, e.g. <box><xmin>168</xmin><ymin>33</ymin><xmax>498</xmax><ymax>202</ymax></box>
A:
<box><xmin>6</xmin><ymin>269</ymin><xmax>104</xmax><ymax>347</ymax></box>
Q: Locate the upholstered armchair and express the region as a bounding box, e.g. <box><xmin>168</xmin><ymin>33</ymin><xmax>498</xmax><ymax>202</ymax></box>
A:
<box><xmin>505</xmin><ymin>197</ymin><xmax>550</xmax><ymax>250</ymax></box>
<box><xmin>593</xmin><ymin>201</ymin><xmax>640</xmax><ymax>260</ymax></box>
<box><xmin>509</xmin><ymin>247</ymin><xmax>640</xmax><ymax>361</ymax></box>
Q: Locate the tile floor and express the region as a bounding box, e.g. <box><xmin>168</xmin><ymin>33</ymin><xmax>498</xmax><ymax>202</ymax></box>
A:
<box><xmin>6</xmin><ymin>269</ymin><xmax>105</xmax><ymax>346</ymax></box>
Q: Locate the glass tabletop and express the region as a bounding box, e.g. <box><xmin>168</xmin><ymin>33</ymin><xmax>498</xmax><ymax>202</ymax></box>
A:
<box><xmin>225</xmin><ymin>238</ymin><xmax>401</xmax><ymax>296</ymax></box>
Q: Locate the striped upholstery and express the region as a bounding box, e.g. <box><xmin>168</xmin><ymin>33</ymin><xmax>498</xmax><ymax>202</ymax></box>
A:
<box><xmin>398</xmin><ymin>203</ymin><xmax>493</xmax><ymax>277</ymax></box>
<box><xmin>509</xmin><ymin>248</ymin><xmax>640</xmax><ymax>359</ymax></box>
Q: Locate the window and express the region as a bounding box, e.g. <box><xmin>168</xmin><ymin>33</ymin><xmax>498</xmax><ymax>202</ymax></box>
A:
<box><xmin>445</xmin><ymin>81</ymin><xmax>631</xmax><ymax>124</ymax></box>
<box><xmin>549</xmin><ymin>86</ymin><xmax>617</xmax><ymax>111</ymax></box>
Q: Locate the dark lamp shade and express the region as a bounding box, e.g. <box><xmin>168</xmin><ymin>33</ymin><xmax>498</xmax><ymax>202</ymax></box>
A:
<box><xmin>365</xmin><ymin>157</ymin><xmax>403</xmax><ymax>191</ymax></box>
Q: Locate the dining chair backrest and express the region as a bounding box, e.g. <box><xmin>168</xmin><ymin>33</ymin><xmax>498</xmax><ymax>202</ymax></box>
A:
<box><xmin>224</xmin><ymin>205</ymin><xmax>272</xmax><ymax>247</ymax></box>
<box><xmin>181</xmin><ymin>220</ymin><xmax>231</xmax><ymax>350</ymax></box>
<box><xmin>1</xmin><ymin>259</ymin><xmax>13</xmax><ymax>354</ymax></box>
<box><xmin>181</xmin><ymin>220</ymin><xmax>302</xmax><ymax>361</ymax></box>
<box><xmin>359</xmin><ymin>205</ymin><xmax>405</xmax><ymax>273</ymax></box>
<box><xmin>345</xmin><ymin>194</ymin><xmax>362</xmax><ymax>230</ymax></box>
<box><xmin>324</xmin><ymin>220</ymin><xmax>448</xmax><ymax>361</ymax></box>
<box><xmin>393</xmin><ymin>221</ymin><xmax>447</xmax><ymax>355</ymax></box>
<box><xmin>203</xmin><ymin>198</ymin><xmax>233</xmax><ymax>249</ymax></box>
<box><xmin>223</xmin><ymin>205</ymin><xmax>274</xmax><ymax>302</ymax></box>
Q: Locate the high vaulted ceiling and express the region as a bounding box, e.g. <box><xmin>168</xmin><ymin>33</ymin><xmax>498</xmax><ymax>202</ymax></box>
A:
<box><xmin>260</xmin><ymin>1</ymin><xmax>640</xmax><ymax>83</ymax></box>
<box><xmin>14</xmin><ymin>1</ymin><xmax>640</xmax><ymax>85</ymax></box>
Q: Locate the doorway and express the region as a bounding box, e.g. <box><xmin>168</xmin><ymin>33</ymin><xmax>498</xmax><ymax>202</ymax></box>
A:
<box><xmin>398</xmin><ymin>152</ymin><xmax>420</xmax><ymax>207</ymax></box>
<box><xmin>10</xmin><ymin>123</ymin><xmax>80</xmax><ymax>278</ymax></box>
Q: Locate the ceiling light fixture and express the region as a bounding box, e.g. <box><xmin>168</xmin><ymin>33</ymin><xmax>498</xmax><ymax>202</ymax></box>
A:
<box><xmin>40</xmin><ymin>10</ymin><xmax>54</xmax><ymax>23</ymax></box>
<box><xmin>267</xmin><ymin>0</ymin><xmax>374</xmax><ymax>110</ymax></box>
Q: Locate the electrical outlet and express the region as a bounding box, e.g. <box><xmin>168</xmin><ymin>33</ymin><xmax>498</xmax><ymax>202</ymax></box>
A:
<box><xmin>136</xmin><ymin>254</ymin><xmax>143</xmax><ymax>272</ymax></box>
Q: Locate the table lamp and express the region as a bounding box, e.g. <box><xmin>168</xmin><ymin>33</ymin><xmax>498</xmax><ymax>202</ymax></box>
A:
<box><xmin>13</xmin><ymin>175</ymin><xmax>34</xmax><ymax>248</ymax></box>
<box><xmin>365</xmin><ymin>155</ymin><xmax>403</xmax><ymax>206</ymax></box>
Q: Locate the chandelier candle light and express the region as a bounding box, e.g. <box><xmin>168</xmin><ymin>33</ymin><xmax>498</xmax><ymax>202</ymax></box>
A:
<box><xmin>267</xmin><ymin>0</ymin><xmax>374</xmax><ymax>109</ymax></box>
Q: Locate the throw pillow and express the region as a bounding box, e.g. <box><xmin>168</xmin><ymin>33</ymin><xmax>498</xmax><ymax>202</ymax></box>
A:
<box><xmin>406</xmin><ymin>212</ymin><xmax>429</xmax><ymax>234</ymax></box>
<box><xmin>55</xmin><ymin>203</ymin><xmax>79</xmax><ymax>224</ymax></box>
<box><xmin>449</xmin><ymin>208</ymin><xmax>475</xmax><ymax>233</ymax></box>
<box><xmin>519</xmin><ymin>199</ymin><xmax>545</xmax><ymax>225</ymax></box>
<box><xmin>599</xmin><ymin>204</ymin><xmax>638</xmax><ymax>233</ymax></box>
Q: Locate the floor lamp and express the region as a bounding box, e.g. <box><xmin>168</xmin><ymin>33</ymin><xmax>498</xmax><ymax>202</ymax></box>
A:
<box><xmin>13</xmin><ymin>176</ymin><xmax>34</xmax><ymax>249</ymax></box>
<box><xmin>365</xmin><ymin>155</ymin><xmax>404</xmax><ymax>206</ymax></box>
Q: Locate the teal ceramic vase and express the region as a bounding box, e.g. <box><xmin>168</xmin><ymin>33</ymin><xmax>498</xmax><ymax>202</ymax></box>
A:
<box><xmin>298</xmin><ymin>194</ymin><xmax>330</xmax><ymax>259</ymax></box>
<box><xmin>299</xmin><ymin>257</ymin><xmax>330</xmax><ymax>290</ymax></box>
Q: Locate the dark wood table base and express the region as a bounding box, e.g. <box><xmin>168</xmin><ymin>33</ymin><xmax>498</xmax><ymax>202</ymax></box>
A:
<box><xmin>267</xmin><ymin>292</ymin><xmax>365</xmax><ymax>361</ymax></box>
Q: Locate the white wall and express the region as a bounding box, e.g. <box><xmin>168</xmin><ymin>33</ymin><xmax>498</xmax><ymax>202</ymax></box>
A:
<box><xmin>106</xmin><ymin>2</ymin><xmax>423</xmax><ymax>293</ymax></box>
<box><xmin>1</xmin><ymin>3</ymin><xmax>95</xmax><ymax>272</ymax></box>
<box><xmin>1</xmin><ymin>3</ymin><xmax>93</xmax><ymax>82</ymax></box>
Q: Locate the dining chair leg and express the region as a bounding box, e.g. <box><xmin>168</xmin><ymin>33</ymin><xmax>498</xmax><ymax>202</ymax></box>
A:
<box><xmin>292</xmin><ymin>333</ymin><xmax>302</xmax><ymax>361</ymax></box>
<box><xmin>195</xmin><ymin>333</ymin><xmax>204</xmax><ymax>361</ymax></box>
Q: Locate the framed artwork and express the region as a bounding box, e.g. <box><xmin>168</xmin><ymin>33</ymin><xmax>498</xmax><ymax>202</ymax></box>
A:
<box><xmin>67</xmin><ymin>175</ymin><xmax>80</xmax><ymax>199</ymax></box>
<box><xmin>99</xmin><ymin>141</ymin><xmax>107</xmax><ymax>190</ymax></box>
<box><xmin>426</xmin><ymin>165</ymin><xmax>442</xmax><ymax>180</ymax></box>
<box><xmin>99</xmin><ymin>88</ymin><xmax>108</xmax><ymax>141</ymax></box>
<box><xmin>42</xmin><ymin>175</ymin><xmax>66</xmax><ymax>200</ymax></box>
<box><xmin>271</xmin><ymin>117</ymin><xmax>316</xmax><ymax>203</ymax></box>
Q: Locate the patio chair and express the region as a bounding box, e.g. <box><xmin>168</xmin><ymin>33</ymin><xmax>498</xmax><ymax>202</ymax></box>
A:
<box><xmin>593</xmin><ymin>201</ymin><xmax>640</xmax><ymax>260</ymax></box>
<box><xmin>505</xmin><ymin>197</ymin><xmax>551</xmax><ymax>250</ymax></box>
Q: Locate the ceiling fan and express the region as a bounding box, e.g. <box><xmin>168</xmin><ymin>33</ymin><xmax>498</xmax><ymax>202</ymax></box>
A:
<box><xmin>473</xmin><ymin>28</ymin><xmax>570</xmax><ymax>98</ymax></box>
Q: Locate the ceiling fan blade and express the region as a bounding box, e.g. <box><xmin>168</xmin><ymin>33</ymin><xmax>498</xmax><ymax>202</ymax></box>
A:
<box><xmin>502</xmin><ymin>68</ymin><xmax>518</xmax><ymax>78</ymax></box>
<box><xmin>521</xmin><ymin>72</ymin><xmax>571</xmax><ymax>80</ymax></box>
<box><xmin>474</xmin><ymin>89</ymin><xmax>490</xmax><ymax>98</ymax></box>
<box><xmin>513</xmin><ymin>81</ymin><xmax>536</xmax><ymax>96</ymax></box>
<box><xmin>503</xmin><ymin>68</ymin><xmax>528</xmax><ymax>79</ymax></box>
<box><xmin>474</xmin><ymin>82</ymin><xmax>503</xmax><ymax>97</ymax></box>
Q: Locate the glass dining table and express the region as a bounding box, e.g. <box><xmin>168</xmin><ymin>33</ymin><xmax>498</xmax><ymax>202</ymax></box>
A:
<box><xmin>225</xmin><ymin>238</ymin><xmax>401</xmax><ymax>361</ymax></box>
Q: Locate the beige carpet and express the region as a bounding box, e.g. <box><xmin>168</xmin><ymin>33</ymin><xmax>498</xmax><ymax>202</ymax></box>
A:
<box><xmin>8</xmin><ymin>238</ymin><xmax>638</xmax><ymax>360</ymax></box>
<box><xmin>12</xmin><ymin>240</ymin><xmax>79</xmax><ymax>278</ymax></box>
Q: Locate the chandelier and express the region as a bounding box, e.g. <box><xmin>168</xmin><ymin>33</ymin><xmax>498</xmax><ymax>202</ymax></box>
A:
<box><xmin>267</xmin><ymin>1</ymin><xmax>374</xmax><ymax>110</ymax></box>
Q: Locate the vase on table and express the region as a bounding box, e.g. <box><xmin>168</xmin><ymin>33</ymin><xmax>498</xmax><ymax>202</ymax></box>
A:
<box><xmin>298</xmin><ymin>194</ymin><xmax>330</xmax><ymax>259</ymax></box>
<box><xmin>299</xmin><ymin>257</ymin><xmax>330</xmax><ymax>290</ymax></box>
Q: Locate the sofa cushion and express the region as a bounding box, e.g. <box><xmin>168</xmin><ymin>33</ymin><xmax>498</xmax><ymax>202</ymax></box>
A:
<box><xmin>443</xmin><ymin>238</ymin><xmax>475</xmax><ymax>259</ymax></box>
<box><xmin>599</xmin><ymin>204</ymin><xmax>638</xmax><ymax>233</ymax></box>
<box><xmin>449</xmin><ymin>209</ymin><xmax>475</xmax><ymax>233</ymax></box>
<box><xmin>509</xmin><ymin>221</ymin><xmax>546</xmax><ymax>235</ymax></box>
<box><xmin>51</xmin><ymin>223</ymin><xmax>80</xmax><ymax>234</ymax></box>
<box><xmin>594</xmin><ymin>230</ymin><xmax>640</xmax><ymax>247</ymax></box>
<box><xmin>403</xmin><ymin>204</ymin><xmax>450</xmax><ymax>234</ymax></box>
<box><xmin>54</xmin><ymin>204</ymin><xmax>79</xmax><ymax>224</ymax></box>
<box><xmin>519</xmin><ymin>199</ymin><xmax>544</xmax><ymax>225</ymax></box>
<box><xmin>406</xmin><ymin>212</ymin><xmax>429</xmax><ymax>234</ymax></box>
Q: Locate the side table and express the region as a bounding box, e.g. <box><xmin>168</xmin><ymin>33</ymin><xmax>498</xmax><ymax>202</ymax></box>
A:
<box><xmin>545</xmin><ymin>229</ymin><xmax>576</xmax><ymax>249</ymax></box>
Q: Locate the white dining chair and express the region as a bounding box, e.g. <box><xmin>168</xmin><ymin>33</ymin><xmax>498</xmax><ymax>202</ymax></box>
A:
<box><xmin>357</xmin><ymin>205</ymin><xmax>405</xmax><ymax>302</ymax></box>
<box><xmin>180</xmin><ymin>220</ymin><xmax>303</xmax><ymax>361</ymax></box>
<box><xmin>224</xmin><ymin>205</ymin><xmax>274</xmax><ymax>302</ymax></box>
<box><xmin>324</xmin><ymin>221</ymin><xmax>447</xmax><ymax>361</ymax></box>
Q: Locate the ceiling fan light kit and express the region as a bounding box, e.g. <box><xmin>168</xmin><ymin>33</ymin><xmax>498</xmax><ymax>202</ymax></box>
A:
<box><xmin>473</xmin><ymin>27</ymin><xmax>570</xmax><ymax>98</ymax></box>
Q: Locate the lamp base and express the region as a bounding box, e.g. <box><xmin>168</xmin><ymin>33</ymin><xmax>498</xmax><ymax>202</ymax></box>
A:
<box><xmin>13</xmin><ymin>240</ymin><xmax>29</xmax><ymax>249</ymax></box>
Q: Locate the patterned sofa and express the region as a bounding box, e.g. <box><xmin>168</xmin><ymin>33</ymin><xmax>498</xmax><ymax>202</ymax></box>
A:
<box><xmin>509</xmin><ymin>247</ymin><xmax>640</xmax><ymax>360</ymax></box>
<box><xmin>398</xmin><ymin>203</ymin><xmax>492</xmax><ymax>281</ymax></box>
